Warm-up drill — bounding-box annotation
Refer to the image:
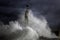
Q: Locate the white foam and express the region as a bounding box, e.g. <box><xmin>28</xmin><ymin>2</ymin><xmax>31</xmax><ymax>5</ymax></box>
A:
<box><xmin>0</xmin><ymin>9</ymin><xmax>57</xmax><ymax>40</ymax></box>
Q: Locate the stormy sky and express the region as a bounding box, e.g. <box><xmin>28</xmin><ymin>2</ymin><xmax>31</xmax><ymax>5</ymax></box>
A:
<box><xmin>0</xmin><ymin>0</ymin><xmax>60</xmax><ymax>30</ymax></box>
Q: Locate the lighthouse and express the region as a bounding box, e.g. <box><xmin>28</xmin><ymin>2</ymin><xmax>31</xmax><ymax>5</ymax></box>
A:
<box><xmin>24</xmin><ymin>4</ymin><xmax>30</xmax><ymax>26</ymax></box>
<box><xmin>24</xmin><ymin>0</ymin><xmax>30</xmax><ymax>25</ymax></box>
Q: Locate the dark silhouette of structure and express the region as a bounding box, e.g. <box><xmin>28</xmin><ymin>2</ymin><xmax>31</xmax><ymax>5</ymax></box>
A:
<box><xmin>24</xmin><ymin>0</ymin><xmax>30</xmax><ymax>26</ymax></box>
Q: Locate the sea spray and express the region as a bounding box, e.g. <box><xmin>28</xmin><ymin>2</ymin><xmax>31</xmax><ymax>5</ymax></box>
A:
<box><xmin>27</xmin><ymin>10</ymin><xmax>57</xmax><ymax>38</ymax></box>
<box><xmin>0</xmin><ymin>9</ymin><xmax>58</xmax><ymax>40</ymax></box>
<box><xmin>0</xmin><ymin>21</ymin><xmax>38</xmax><ymax>40</ymax></box>
<box><xmin>19</xmin><ymin>9</ymin><xmax>57</xmax><ymax>38</ymax></box>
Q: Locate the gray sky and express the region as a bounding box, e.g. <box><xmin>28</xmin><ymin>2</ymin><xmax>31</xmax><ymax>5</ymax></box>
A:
<box><xmin>0</xmin><ymin>0</ymin><xmax>60</xmax><ymax>30</ymax></box>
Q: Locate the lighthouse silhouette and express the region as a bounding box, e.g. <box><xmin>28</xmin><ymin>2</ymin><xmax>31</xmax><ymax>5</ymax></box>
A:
<box><xmin>24</xmin><ymin>0</ymin><xmax>30</xmax><ymax>26</ymax></box>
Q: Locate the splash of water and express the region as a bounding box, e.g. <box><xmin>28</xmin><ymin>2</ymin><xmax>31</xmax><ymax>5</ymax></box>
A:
<box><xmin>0</xmin><ymin>9</ymin><xmax>57</xmax><ymax>40</ymax></box>
<box><xmin>19</xmin><ymin>9</ymin><xmax>57</xmax><ymax>38</ymax></box>
<box><xmin>27</xmin><ymin>10</ymin><xmax>57</xmax><ymax>38</ymax></box>
<box><xmin>0</xmin><ymin>21</ymin><xmax>38</xmax><ymax>40</ymax></box>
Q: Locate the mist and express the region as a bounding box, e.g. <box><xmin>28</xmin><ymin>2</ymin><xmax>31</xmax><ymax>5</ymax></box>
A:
<box><xmin>0</xmin><ymin>9</ymin><xmax>58</xmax><ymax>40</ymax></box>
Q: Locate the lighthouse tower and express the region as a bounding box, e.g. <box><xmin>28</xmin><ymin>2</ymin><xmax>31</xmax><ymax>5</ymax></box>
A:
<box><xmin>24</xmin><ymin>4</ymin><xmax>29</xmax><ymax>25</ymax></box>
<box><xmin>24</xmin><ymin>0</ymin><xmax>30</xmax><ymax>26</ymax></box>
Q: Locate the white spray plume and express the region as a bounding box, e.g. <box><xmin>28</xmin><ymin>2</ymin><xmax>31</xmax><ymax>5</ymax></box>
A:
<box><xmin>0</xmin><ymin>9</ymin><xmax>58</xmax><ymax>40</ymax></box>
<box><xmin>19</xmin><ymin>9</ymin><xmax>57</xmax><ymax>38</ymax></box>
<box><xmin>0</xmin><ymin>20</ymin><xmax>38</xmax><ymax>40</ymax></box>
<box><xmin>27</xmin><ymin>10</ymin><xmax>57</xmax><ymax>38</ymax></box>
